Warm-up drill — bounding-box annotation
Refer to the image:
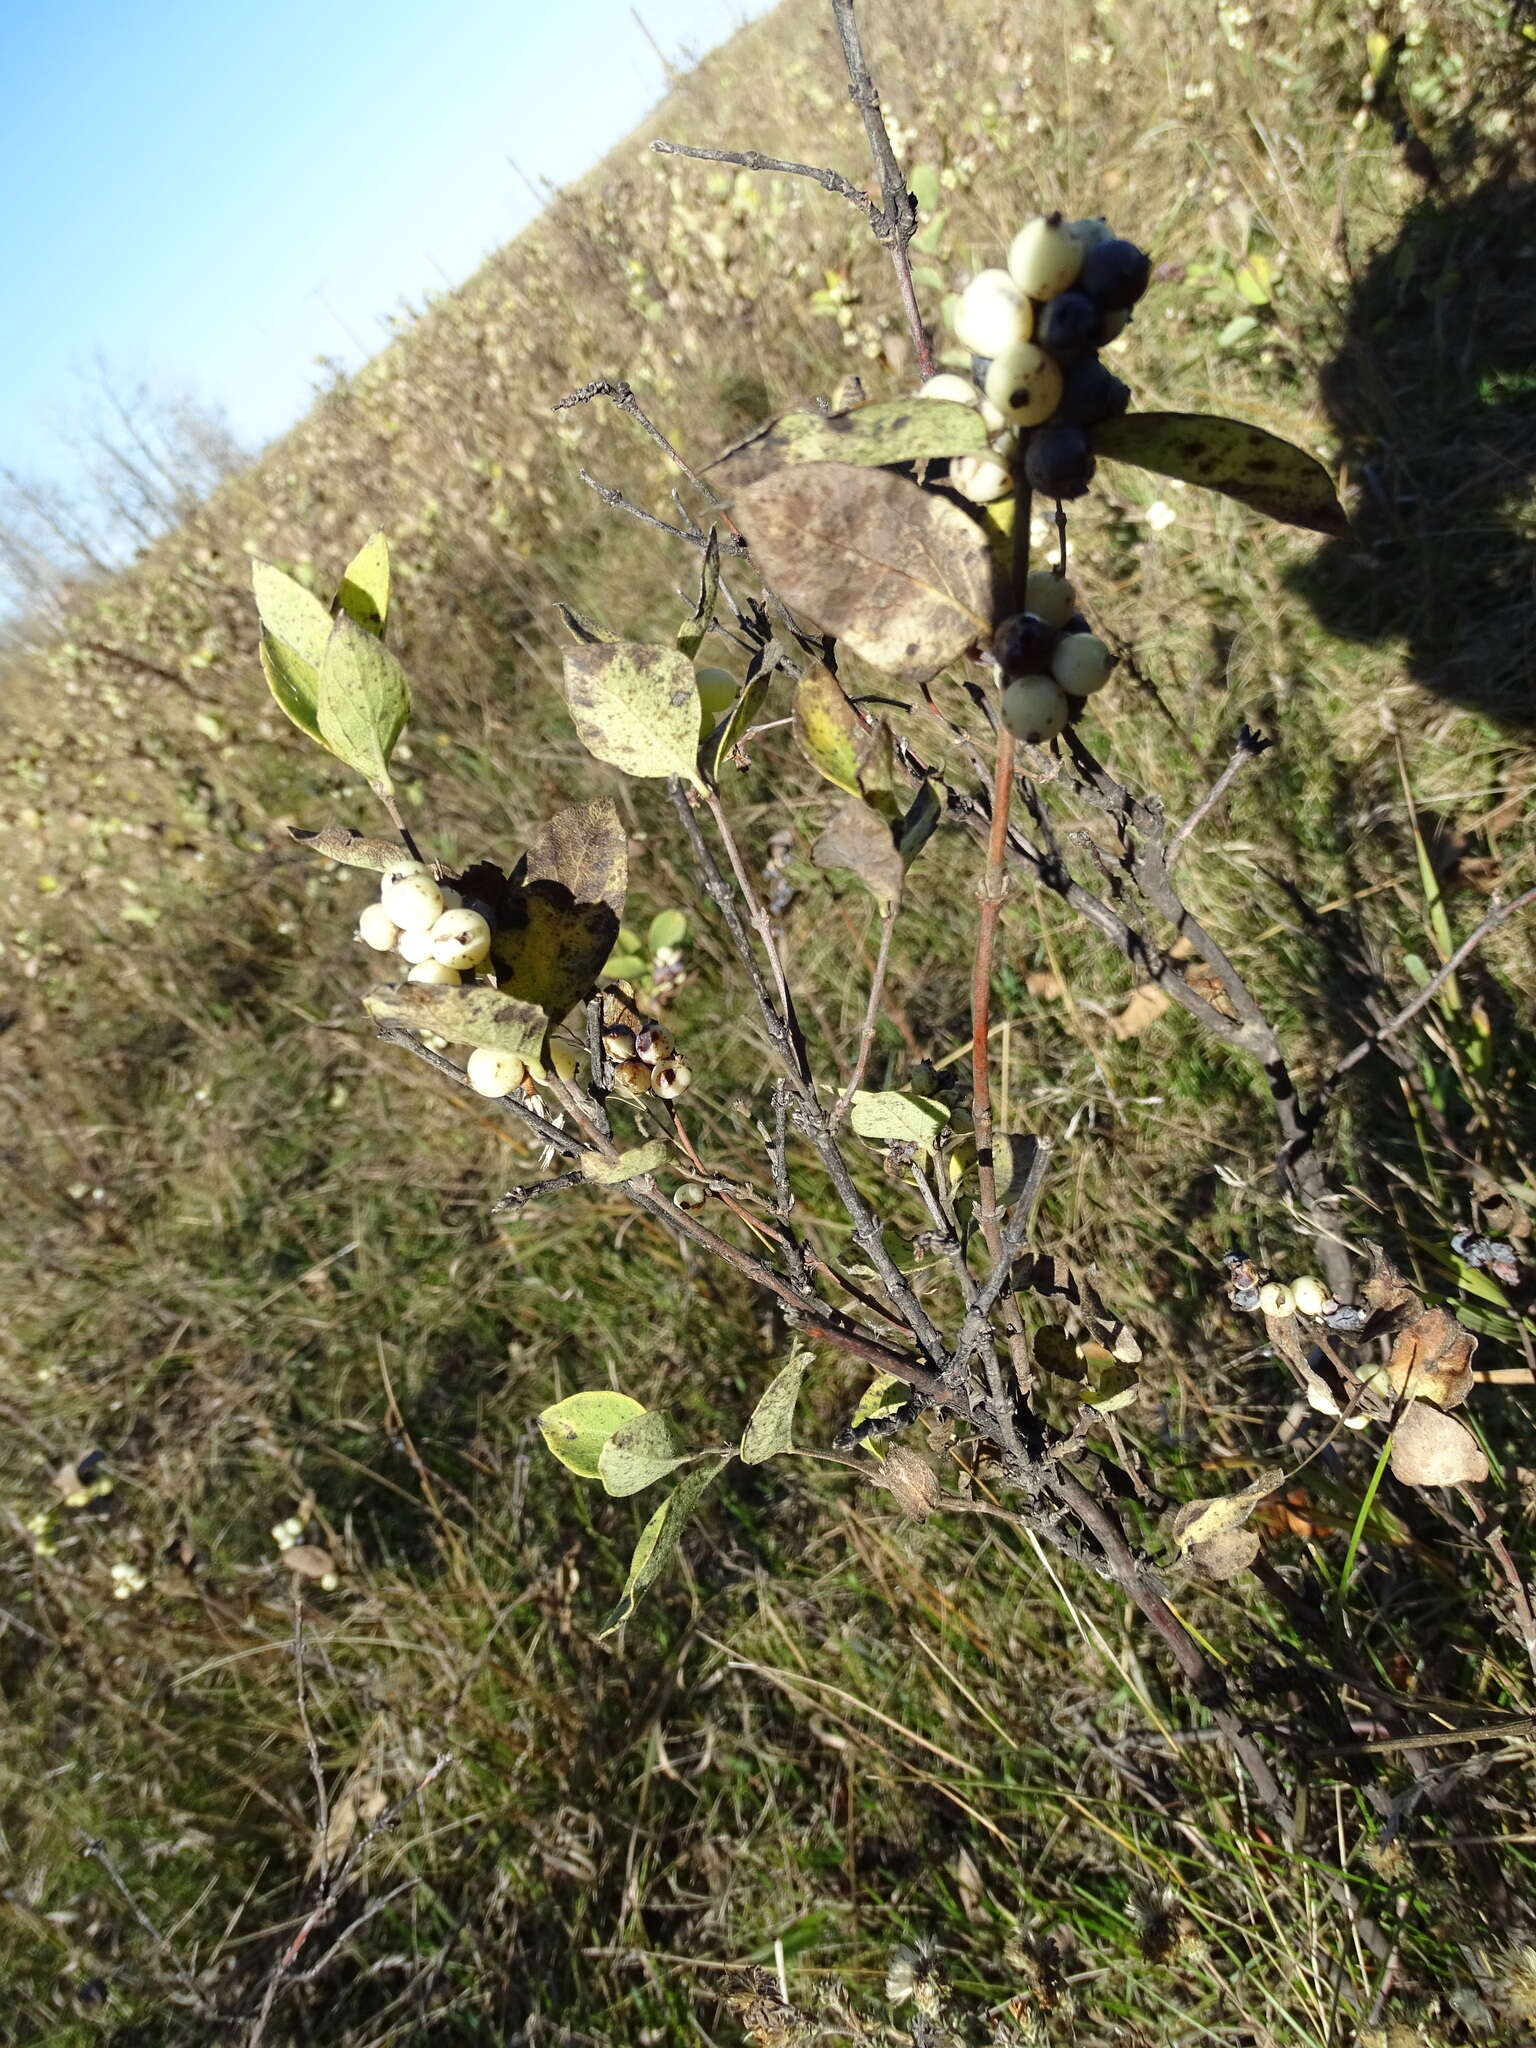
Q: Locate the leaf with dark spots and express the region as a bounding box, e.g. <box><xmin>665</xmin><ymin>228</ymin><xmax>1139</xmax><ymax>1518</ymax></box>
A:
<box><xmin>734</xmin><ymin>462</ymin><xmax>993</xmax><ymax>681</ymax></box>
<box><xmin>1092</xmin><ymin>411</ymin><xmax>1349</xmax><ymax>537</ymax></box>
<box><xmin>362</xmin><ymin>982</ymin><xmax>547</xmax><ymax>1065</ymax></box>
<box><xmin>707</xmin><ymin>398</ymin><xmax>990</xmax><ymax>492</ymax></box>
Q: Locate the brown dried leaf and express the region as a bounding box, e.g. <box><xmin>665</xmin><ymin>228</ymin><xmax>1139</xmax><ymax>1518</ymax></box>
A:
<box><xmin>1026</xmin><ymin>969</ymin><xmax>1067</xmax><ymax>1001</ymax></box>
<box><xmin>1364</xmin><ymin>1246</ymin><xmax>1418</xmax><ymax>1315</ymax></box>
<box><xmin>812</xmin><ymin>798</ymin><xmax>904</xmax><ymax>913</ymax></box>
<box><xmin>1188</xmin><ymin>1528</ymin><xmax>1262</xmax><ymax>1580</ymax></box>
<box><xmin>1110</xmin><ymin>984</ymin><xmax>1171</xmax><ymax>1040</ymax></box>
<box><xmin>882</xmin><ymin>1445</ymin><xmax>941</xmax><ymax>1518</ymax></box>
<box><xmin>279</xmin><ymin>1544</ymin><xmax>338</xmax><ymax>1581</ymax></box>
<box><xmin>1384</xmin><ymin>1307</ymin><xmax>1477</xmax><ymax>1410</ymax></box>
<box><xmin>288</xmin><ymin>826</ymin><xmax>419</xmax><ymax>873</ymax></box>
<box><xmin>1389</xmin><ymin>1401</ymin><xmax>1489</xmax><ymax>1487</ymax></box>
<box><xmin>733</xmin><ymin>462</ymin><xmax>992</xmax><ymax>682</ymax></box>
<box><xmin>1170</xmin><ymin>1467</ymin><xmax>1284</xmax><ymax>1556</ymax></box>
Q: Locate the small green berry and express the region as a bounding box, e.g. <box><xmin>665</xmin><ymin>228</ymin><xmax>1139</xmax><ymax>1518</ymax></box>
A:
<box><xmin>1292</xmin><ymin>1275</ymin><xmax>1329</xmax><ymax>1318</ymax></box>
<box><xmin>695</xmin><ymin>667</ymin><xmax>738</xmax><ymax>724</ymax></box>
<box><xmin>1023</xmin><ymin>570</ymin><xmax>1077</xmax><ymax>630</ymax></box>
<box><xmin>1001</xmin><ymin>676</ymin><xmax>1070</xmax><ymax>744</ymax></box>
<box><xmin>1052</xmin><ymin>632</ymin><xmax>1116</xmax><ymax>697</ymax></box>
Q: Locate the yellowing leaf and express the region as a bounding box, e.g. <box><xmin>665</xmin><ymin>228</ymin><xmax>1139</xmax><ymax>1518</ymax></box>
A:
<box><xmin>537</xmin><ymin>1389</ymin><xmax>646</xmax><ymax>1478</ymax></box>
<box><xmin>336</xmin><ymin>531</ymin><xmax>391</xmax><ymax>635</ymax></box>
<box><xmin>597</xmin><ymin>1410</ymin><xmax>688</xmax><ymax>1496</ymax></box>
<box><xmin>1170</xmin><ymin>1467</ymin><xmax>1284</xmax><ymax>1557</ymax></box>
<box><xmin>740</xmin><ymin>1349</ymin><xmax>812</xmax><ymax>1465</ymax></box>
<box><xmin>580</xmin><ymin>1141</ymin><xmax>668</xmax><ymax>1186</ymax></box>
<box><xmin>793</xmin><ymin>665</ymin><xmax>864</xmax><ymax>796</ymax></box>
<box><xmin>562</xmin><ymin>640</ymin><xmax>705</xmax><ymax>786</ymax></box>
<box><xmin>316</xmin><ymin>614</ymin><xmax>411</xmax><ymax>793</ymax></box>
<box><xmin>598</xmin><ymin>1459</ymin><xmax>724</xmax><ymax>1637</ymax></box>
<box><xmin>733</xmin><ymin>463</ymin><xmax>992</xmax><ymax>682</ymax></box>
<box><xmin>1092</xmin><ymin>412</ymin><xmax>1349</xmax><ymax>537</ymax></box>
<box><xmin>253</xmin><ymin>559</ymin><xmax>332</xmax><ymax>668</ymax></box>
<box><xmin>259</xmin><ymin>631</ymin><xmax>325</xmax><ymax>745</ymax></box>
<box><xmin>850</xmin><ymin>1089</ymin><xmax>950</xmax><ymax>1154</ymax></box>
<box><xmin>287</xmin><ymin>826</ymin><xmax>418</xmax><ymax>873</ymax></box>
<box><xmin>362</xmin><ymin>981</ymin><xmax>546</xmax><ymax>1065</ymax></box>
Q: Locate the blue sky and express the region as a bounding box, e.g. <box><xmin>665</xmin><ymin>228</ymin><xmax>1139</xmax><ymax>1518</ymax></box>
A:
<box><xmin>1</xmin><ymin>0</ymin><xmax>766</xmax><ymax>497</ymax></box>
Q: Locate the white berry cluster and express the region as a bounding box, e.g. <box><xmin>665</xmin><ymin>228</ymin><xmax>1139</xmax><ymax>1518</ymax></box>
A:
<box><xmin>110</xmin><ymin>1559</ymin><xmax>148</xmax><ymax>1601</ymax></box>
<box><xmin>357</xmin><ymin>862</ymin><xmax>493</xmax><ymax>984</ymax></box>
<box><xmin>920</xmin><ymin>211</ymin><xmax>1151</xmax><ymax>507</ymax></box>
<box><xmin>993</xmin><ymin>569</ymin><xmax>1118</xmax><ymax>745</ymax></box>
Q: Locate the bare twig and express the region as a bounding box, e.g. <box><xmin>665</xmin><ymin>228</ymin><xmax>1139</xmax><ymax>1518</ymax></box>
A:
<box><xmin>577</xmin><ymin>470</ymin><xmax>748</xmax><ymax>554</ymax></box>
<box><xmin>1166</xmin><ymin>725</ymin><xmax>1272</xmax><ymax>869</ymax></box>
<box><xmin>832</xmin><ymin>908</ymin><xmax>897</xmax><ymax>1126</ymax></box>
<box><xmin>552</xmin><ymin>377</ymin><xmax>736</xmax><ymax>524</ymax></box>
<box><xmin>650</xmin><ymin>138</ymin><xmax>883</xmax><ymax>226</ymax></box>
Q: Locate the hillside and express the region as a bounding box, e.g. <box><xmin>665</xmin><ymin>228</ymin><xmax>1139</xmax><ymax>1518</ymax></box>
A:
<box><xmin>2</xmin><ymin>0</ymin><xmax>1535</xmax><ymax>2041</ymax></box>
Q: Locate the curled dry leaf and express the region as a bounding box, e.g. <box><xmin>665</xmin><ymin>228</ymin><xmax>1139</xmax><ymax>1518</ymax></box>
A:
<box><xmin>1380</xmin><ymin>1306</ymin><xmax>1478</xmax><ymax>1410</ymax></box>
<box><xmin>882</xmin><ymin>1445</ymin><xmax>941</xmax><ymax>1518</ymax></box>
<box><xmin>1187</xmin><ymin>1528</ymin><xmax>1262</xmax><ymax>1580</ymax></box>
<box><xmin>1389</xmin><ymin>1401</ymin><xmax>1489</xmax><ymax>1488</ymax></box>
<box><xmin>1170</xmin><ymin>1466</ymin><xmax>1284</xmax><ymax>1562</ymax></box>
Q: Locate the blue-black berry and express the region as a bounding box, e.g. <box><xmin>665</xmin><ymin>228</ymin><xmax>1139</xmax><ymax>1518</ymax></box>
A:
<box><xmin>1024</xmin><ymin>424</ymin><xmax>1095</xmax><ymax>500</ymax></box>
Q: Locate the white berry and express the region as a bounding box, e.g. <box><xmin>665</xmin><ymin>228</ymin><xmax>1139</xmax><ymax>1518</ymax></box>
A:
<box><xmin>407</xmin><ymin>960</ymin><xmax>460</xmax><ymax>985</ymax></box>
<box><xmin>396</xmin><ymin>926</ymin><xmax>436</xmax><ymax>965</ymax></box>
<box><xmin>1024</xmin><ymin>570</ymin><xmax>1077</xmax><ymax>629</ymax></box>
<box><xmin>381</xmin><ymin>870</ymin><xmax>445</xmax><ymax>933</ymax></box>
<box><xmin>1259</xmin><ymin>1281</ymin><xmax>1295</xmax><ymax>1319</ymax></box>
<box><xmin>466</xmin><ymin>1046</ymin><xmax>526</xmax><ymax>1097</ymax></box>
<box><xmin>952</xmin><ymin>269</ymin><xmax>1033</xmax><ymax>356</ymax></box>
<box><xmin>984</xmin><ymin>341</ymin><xmax>1063</xmax><ymax>426</ymax></box>
<box><xmin>1007</xmin><ymin>215</ymin><xmax>1084</xmax><ymax>300</ymax></box>
<box><xmin>950</xmin><ymin>453</ymin><xmax>1014</xmax><ymax>504</ymax></box>
<box><xmin>1052</xmin><ymin>632</ymin><xmax>1116</xmax><ymax>697</ymax></box>
<box><xmin>1001</xmin><ymin>676</ymin><xmax>1070</xmax><ymax>744</ymax></box>
<box><xmin>918</xmin><ymin>372</ymin><xmax>981</xmax><ymax>408</ymax></box>
<box><xmin>357</xmin><ymin>902</ymin><xmax>400</xmax><ymax>952</ymax></box>
<box><xmin>1292</xmin><ymin>1275</ymin><xmax>1329</xmax><ymax>1318</ymax></box>
<box><xmin>430</xmin><ymin>907</ymin><xmax>492</xmax><ymax>970</ymax></box>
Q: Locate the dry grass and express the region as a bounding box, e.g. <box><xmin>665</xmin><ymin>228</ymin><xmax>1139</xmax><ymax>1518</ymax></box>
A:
<box><xmin>2</xmin><ymin>0</ymin><xmax>1535</xmax><ymax>2041</ymax></box>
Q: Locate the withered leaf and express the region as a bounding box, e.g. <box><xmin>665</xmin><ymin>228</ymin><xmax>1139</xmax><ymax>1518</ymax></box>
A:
<box><xmin>280</xmin><ymin>1544</ymin><xmax>338</xmax><ymax>1581</ymax></box>
<box><xmin>491</xmin><ymin>799</ymin><xmax>626</xmax><ymax>1019</ymax></box>
<box><xmin>1383</xmin><ymin>1307</ymin><xmax>1477</xmax><ymax>1410</ymax></box>
<box><xmin>288</xmin><ymin>826</ymin><xmax>418</xmax><ymax>873</ymax></box>
<box><xmin>734</xmin><ymin>462</ymin><xmax>992</xmax><ymax>682</ymax></box>
<box><xmin>812</xmin><ymin>798</ymin><xmax>905</xmax><ymax>913</ymax></box>
<box><xmin>363</xmin><ymin>981</ymin><xmax>547</xmax><ymax>1065</ymax></box>
<box><xmin>1389</xmin><ymin>1401</ymin><xmax>1489</xmax><ymax>1487</ymax></box>
<box><xmin>707</xmin><ymin>396</ymin><xmax>991</xmax><ymax>493</ymax></box>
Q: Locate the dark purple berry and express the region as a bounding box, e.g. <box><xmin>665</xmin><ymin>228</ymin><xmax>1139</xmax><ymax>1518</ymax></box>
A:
<box><xmin>1063</xmin><ymin>611</ymin><xmax>1091</xmax><ymax>635</ymax></box>
<box><xmin>1036</xmin><ymin>290</ymin><xmax>1101</xmax><ymax>365</ymax></box>
<box><xmin>1024</xmin><ymin>424</ymin><xmax>1095</xmax><ymax>501</ymax></box>
<box><xmin>1054</xmin><ymin>358</ymin><xmax>1130</xmax><ymax>428</ymax></box>
<box><xmin>1078</xmin><ymin>237</ymin><xmax>1152</xmax><ymax>311</ymax></box>
<box><xmin>991</xmin><ymin>611</ymin><xmax>1058</xmax><ymax>678</ymax></box>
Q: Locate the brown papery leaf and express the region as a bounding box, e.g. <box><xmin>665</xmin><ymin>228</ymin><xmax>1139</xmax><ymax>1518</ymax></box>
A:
<box><xmin>1389</xmin><ymin>1401</ymin><xmax>1489</xmax><ymax>1487</ymax></box>
<box><xmin>733</xmin><ymin>462</ymin><xmax>992</xmax><ymax>682</ymax></box>
<box><xmin>280</xmin><ymin>1544</ymin><xmax>338</xmax><ymax>1581</ymax></box>
<box><xmin>1110</xmin><ymin>984</ymin><xmax>1171</xmax><ymax>1040</ymax></box>
<box><xmin>812</xmin><ymin>799</ymin><xmax>905</xmax><ymax>914</ymax></box>
<box><xmin>1383</xmin><ymin>1306</ymin><xmax>1477</xmax><ymax>1410</ymax></box>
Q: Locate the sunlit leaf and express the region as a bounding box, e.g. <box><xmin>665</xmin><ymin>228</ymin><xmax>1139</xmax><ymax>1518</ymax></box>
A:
<box><xmin>562</xmin><ymin>641</ymin><xmax>705</xmax><ymax>787</ymax></box>
<box><xmin>287</xmin><ymin>826</ymin><xmax>417</xmax><ymax>872</ymax></box>
<box><xmin>316</xmin><ymin>614</ymin><xmax>411</xmax><ymax>793</ymax></box>
<box><xmin>259</xmin><ymin>633</ymin><xmax>325</xmax><ymax>745</ymax></box>
<box><xmin>336</xmin><ymin>531</ymin><xmax>391</xmax><ymax>636</ymax></box>
<box><xmin>537</xmin><ymin>1390</ymin><xmax>646</xmax><ymax>1479</ymax></box>
<box><xmin>648</xmin><ymin>909</ymin><xmax>687</xmax><ymax>951</ymax></box>
<box><xmin>362</xmin><ymin>981</ymin><xmax>547</xmax><ymax>1065</ymax></box>
<box><xmin>598</xmin><ymin>1410</ymin><xmax>689</xmax><ymax>1496</ymax></box>
<box><xmin>1092</xmin><ymin>412</ymin><xmax>1349</xmax><ymax>537</ymax></box>
<box><xmin>1389</xmin><ymin>1402</ymin><xmax>1488</xmax><ymax>1488</ymax></box>
<box><xmin>253</xmin><ymin>559</ymin><xmax>332</xmax><ymax>668</ymax></box>
<box><xmin>580</xmin><ymin>1141</ymin><xmax>669</xmax><ymax>1186</ymax></box>
<box><xmin>733</xmin><ymin>463</ymin><xmax>993</xmax><ymax>680</ymax></box>
<box><xmin>850</xmin><ymin>1089</ymin><xmax>950</xmax><ymax>1153</ymax></box>
<box><xmin>676</xmin><ymin>529</ymin><xmax>720</xmax><ymax>662</ymax></box>
<box><xmin>740</xmin><ymin>1348</ymin><xmax>812</xmax><ymax>1465</ymax></box>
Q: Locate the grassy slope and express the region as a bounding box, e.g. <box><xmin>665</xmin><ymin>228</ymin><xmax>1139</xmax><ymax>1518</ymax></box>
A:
<box><xmin>2</xmin><ymin>0</ymin><xmax>1535</xmax><ymax>2041</ymax></box>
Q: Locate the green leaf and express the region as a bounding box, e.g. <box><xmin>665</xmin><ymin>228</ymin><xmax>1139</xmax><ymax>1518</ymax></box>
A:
<box><xmin>708</xmin><ymin>398</ymin><xmax>990</xmax><ymax>493</ymax></box>
<box><xmin>537</xmin><ymin>1390</ymin><xmax>646</xmax><ymax>1478</ymax></box>
<box><xmin>362</xmin><ymin>981</ymin><xmax>547</xmax><ymax>1065</ymax></box>
<box><xmin>1217</xmin><ymin>313</ymin><xmax>1260</xmax><ymax>350</ymax></box>
<box><xmin>699</xmin><ymin>669</ymin><xmax>771</xmax><ymax>782</ymax></box>
<box><xmin>1233</xmin><ymin>253</ymin><xmax>1273</xmax><ymax>307</ymax></box>
<box><xmin>850</xmin><ymin>1089</ymin><xmax>951</xmax><ymax>1154</ymax></box>
<box><xmin>675</xmin><ymin>529</ymin><xmax>720</xmax><ymax>662</ymax></box>
<box><xmin>648</xmin><ymin>909</ymin><xmax>687</xmax><ymax>952</ymax></box>
<box><xmin>740</xmin><ymin>1348</ymin><xmax>812</xmax><ymax>1465</ymax></box>
<box><xmin>793</xmin><ymin>664</ymin><xmax>863</xmax><ymax>796</ymax></box>
<box><xmin>734</xmin><ymin>463</ymin><xmax>993</xmax><ymax>681</ymax></box>
<box><xmin>253</xmin><ymin>559</ymin><xmax>332</xmax><ymax>669</ymax></box>
<box><xmin>580</xmin><ymin>1141</ymin><xmax>669</xmax><ymax>1186</ymax></box>
<box><xmin>562</xmin><ymin>640</ymin><xmax>705</xmax><ymax>787</ymax></box>
<box><xmin>259</xmin><ymin>631</ymin><xmax>325</xmax><ymax>746</ymax></box>
<box><xmin>336</xmin><ymin>531</ymin><xmax>391</xmax><ymax>635</ymax></box>
<box><xmin>1091</xmin><ymin>412</ymin><xmax>1349</xmax><ymax>538</ymax></box>
<box><xmin>909</xmin><ymin>164</ymin><xmax>942</xmax><ymax>213</ymax></box>
<box><xmin>603</xmin><ymin>953</ymin><xmax>649</xmax><ymax>982</ymax></box>
<box><xmin>598</xmin><ymin>1459</ymin><xmax>723</xmax><ymax>1637</ymax></box>
<box><xmin>598</xmin><ymin>1410</ymin><xmax>688</xmax><ymax>1496</ymax></box>
<box><xmin>316</xmin><ymin>614</ymin><xmax>412</xmax><ymax>792</ymax></box>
